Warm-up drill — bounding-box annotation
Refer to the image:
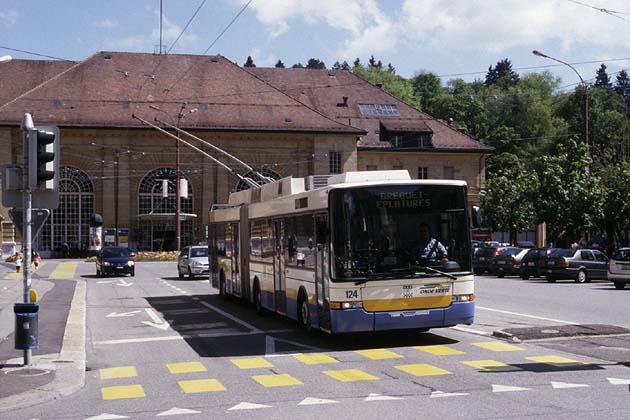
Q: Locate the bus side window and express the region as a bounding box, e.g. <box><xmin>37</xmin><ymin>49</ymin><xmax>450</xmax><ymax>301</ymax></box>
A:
<box><xmin>285</xmin><ymin>217</ymin><xmax>297</xmax><ymax>267</ymax></box>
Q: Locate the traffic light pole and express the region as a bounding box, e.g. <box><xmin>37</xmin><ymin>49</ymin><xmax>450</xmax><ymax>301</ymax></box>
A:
<box><xmin>21</xmin><ymin>113</ymin><xmax>34</xmax><ymax>366</ymax></box>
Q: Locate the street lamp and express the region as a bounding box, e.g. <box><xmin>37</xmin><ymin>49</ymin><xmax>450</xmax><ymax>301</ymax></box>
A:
<box><xmin>532</xmin><ymin>50</ymin><xmax>589</xmax><ymax>149</ymax></box>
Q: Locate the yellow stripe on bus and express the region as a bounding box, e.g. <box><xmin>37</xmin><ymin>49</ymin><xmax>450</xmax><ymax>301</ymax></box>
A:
<box><xmin>49</xmin><ymin>262</ymin><xmax>78</xmax><ymax>279</ymax></box>
<box><xmin>363</xmin><ymin>295</ymin><xmax>452</xmax><ymax>312</ymax></box>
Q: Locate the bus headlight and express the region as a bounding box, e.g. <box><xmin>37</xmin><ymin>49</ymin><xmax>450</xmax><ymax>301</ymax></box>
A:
<box><xmin>330</xmin><ymin>301</ymin><xmax>363</xmax><ymax>310</ymax></box>
<box><xmin>452</xmin><ymin>294</ymin><xmax>475</xmax><ymax>302</ymax></box>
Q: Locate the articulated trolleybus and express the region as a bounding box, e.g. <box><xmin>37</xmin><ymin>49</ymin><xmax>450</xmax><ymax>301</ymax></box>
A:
<box><xmin>209</xmin><ymin>170</ymin><xmax>474</xmax><ymax>334</ymax></box>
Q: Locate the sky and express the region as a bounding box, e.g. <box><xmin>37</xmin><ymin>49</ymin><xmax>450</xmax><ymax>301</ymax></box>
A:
<box><xmin>1</xmin><ymin>0</ymin><xmax>630</xmax><ymax>90</ymax></box>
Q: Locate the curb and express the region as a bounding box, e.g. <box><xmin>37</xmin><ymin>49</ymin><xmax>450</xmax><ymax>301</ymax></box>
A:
<box><xmin>492</xmin><ymin>329</ymin><xmax>522</xmax><ymax>343</ymax></box>
<box><xmin>0</xmin><ymin>279</ymin><xmax>86</xmax><ymax>412</ymax></box>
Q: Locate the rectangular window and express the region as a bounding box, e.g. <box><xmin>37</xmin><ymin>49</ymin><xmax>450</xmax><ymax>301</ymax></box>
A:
<box><xmin>443</xmin><ymin>166</ymin><xmax>455</xmax><ymax>179</ymax></box>
<box><xmin>285</xmin><ymin>215</ymin><xmax>315</xmax><ymax>269</ymax></box>
<box><xmin>417</xmin><ymin>167</ymin><xmax>428</xmax><ymax>179</ymax></box>
<box><xmin>329</xmin><ymin>151</ymin><xmax>342</xmax><ymax>174</ymax></box>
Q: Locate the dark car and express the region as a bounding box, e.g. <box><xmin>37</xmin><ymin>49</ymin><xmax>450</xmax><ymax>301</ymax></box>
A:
<box><xmin>96</xmin><ymin>247</ymin><xmax>135</xmax><ymax>277</ymax></box>
<box><xmin>519</xmin><ymin>248</ymin><xmax>549</xmax><ymax>279</ymax></box>
<box><xmin>543</xmin><ymin>248</ymin><xmax>608</xmax><ymax>283</ymax></box>
<box><xmin>472</xmin><ymin>246</ymin><xmax>499</xmax><ymax>275</ymax></box>
<box><xmin>491</xmin><ymin>247</ymin><xmax>527</xmax><ymax>277</ymax></box>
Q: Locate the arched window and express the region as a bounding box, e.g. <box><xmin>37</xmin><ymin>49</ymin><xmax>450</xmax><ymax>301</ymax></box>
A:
<box><xmin>39</xmin><ymin>166</ymin><xmax>94</xmax><ymax>253</ymax></box>
<box><xmin>235</xmin><ymin>167</ymin><xmax>282</xmax><ymax>191</ymax></box>
<box><xmin>137</xmin><ymin>168</ymin><xmax>194</xmax><ymax>251</ymax></box>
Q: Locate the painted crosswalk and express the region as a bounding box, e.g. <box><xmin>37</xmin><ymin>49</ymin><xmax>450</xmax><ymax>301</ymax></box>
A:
<box><xmin>95</xmin><ymin>341</ymin><xmax>606</xmax><ymax>402</ymax></box>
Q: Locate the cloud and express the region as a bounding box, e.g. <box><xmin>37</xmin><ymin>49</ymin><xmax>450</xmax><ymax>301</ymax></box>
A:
<box><xmin>400</xmin><ymin>0</ymin><xmax>630</xmax><ymax>54</ymax></box>
<box><xmin>95</xmin><ymin>18</ymin><xmax>118</xmax><ymax>30</ymax></box>
<box><xmin>246</xmin><ymin>0</ymin><xmax>398</xmax><ymax>57</ymax></box>
<box><xmin>0</xmin><ymin>10</ymin><xmax>17</xmax><ymax>27</ymax></box>
<box><xmin>151</xmin><ymin>15</ymin><xmax>200</xmax><ymax>51</ymax></box>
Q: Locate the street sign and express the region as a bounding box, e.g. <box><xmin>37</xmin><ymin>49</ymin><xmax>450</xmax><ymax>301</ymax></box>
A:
<box><xmin>9</xmin><ymin>208</ymin><xmax>50</xmax><ymax>241</ymax></box>
<box><xmin>1</xmin><ymin>164</ymin><xmax>23</xmax><ymax>208</ymax></box>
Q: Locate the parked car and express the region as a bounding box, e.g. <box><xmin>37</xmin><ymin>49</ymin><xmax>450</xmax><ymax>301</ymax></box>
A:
<box><xmin>96</xmin><ymin>246</ymin><xmax>135</xmax><ymax>277</ymax></box>
<box><xmin>543</xmin><ymin>248</ymin><xmax>608</xmax><ymax>283</ymax></box>
<box><xmin>608</xmin><ymin>247</ymin><xmax>630</xmax><ymax>289</ymax></box>
<box><xmin>519</xmin><ymin>248</ymin><xmax>549</xmax><ymax>279</ymax></box>
<box><xmin>491</xmin><ymin>247</ymin><xmax>527</xmax><ymax>277</ymax></box>
<box><xmin>177</xmin><ymin>245</ymin><xmax>209</xmax><ymax>278</ymax></box>
<box><xmin>472</xmin><ymin>246</ymin><xmax>499</xmax><ymax>275</ymax></box>
<box><xmin>517</xmin><ymin>240</ymin><xmax>536</xmax><ymax>248</ymax></box>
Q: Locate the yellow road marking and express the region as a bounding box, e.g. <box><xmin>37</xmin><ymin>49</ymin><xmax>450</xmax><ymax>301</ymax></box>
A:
<box><xmin>355</xmin><ymin>349</ymin><xmax>403</xmax><ymax>360</ymax></box>
<box><xmin>99</xmin><ymin>366</ymin><xmax>137</xmax><ymax>380</ymax></box>
<box><xmin>252</xmin><ymin>373</ymin><xmax>303</xmax><ymax>387</ymax></box>
<box><xmin>231</xmin><ymin>357</ymin><xmax>273</xmax><ymax>369</ymax></box>
<box><xmin>101</xmin><ymin>384</ymin><xmax>145</xmax><ymax>400</ymax></box>
<box><xmin>473</xmin><ymin>342</ymin><xmax>525</xmax><ymax>352</ymax></box>
<box><xmin>526</xmin><ymin>356</ymin><xmax>586</xmax><ymax>366</ymax></box>
<box><xmin>167</xmin><ymin>362</ymin><xmax>207</xmax><ymax>374</ymax></box>
<box><xmin>293</xmin><ymin>354</ymin><xmax>338</xmax><ymax>365</ymax></box>
<box><xmin>395</xmin><ymin>363</ymin><xmax>452</xmax><ymax>377</ymax></box>
<box><xmin>5</xmin><ymin>271</ymin><xmax>22</xmax><ymax>280</ymax></box>
<box><xmin>324</xmin><ymin>369</ymin><xmax>379</xmax><ymax>382</ymax></box>
<box><xmin>462</xmin><ymin>359</ymin><xmax>522</xmax><ymax>372</ymax></box>
<box><xmin>415</xmin><ymin>345</ymin><xmax>465</xmax><ymax>356</ymax></box>
<box><xmin>49</xmin><ymin>262</ymin><xmax>78</xmax><ymax>279</ymax></box>
<box><xmin>178</xmin><ymin>379</ymin><xmax>226</xmax><ymax>393</ymax></box>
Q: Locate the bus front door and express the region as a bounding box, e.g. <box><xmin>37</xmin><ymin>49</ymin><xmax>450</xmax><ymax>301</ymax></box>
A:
<box><xmin>231</xmin><ymin>222</ymin><xmax>240</xmax><ymax>297</ymax></box>
<box><xmin>273</xmin><ymin>220</ymin><xmax>287</xmax><ymax>315</ymax></box>
<box><xmin>315</xmin><ymin>215</ymin><xmax>331</xmax><ymax>331</ymax></box>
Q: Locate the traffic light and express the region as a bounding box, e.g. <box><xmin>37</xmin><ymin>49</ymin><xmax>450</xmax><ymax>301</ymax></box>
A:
<box><xmin>28</xmin><ymin>126</ymin><xmax>59</xmax><ymax>190</ymax></box>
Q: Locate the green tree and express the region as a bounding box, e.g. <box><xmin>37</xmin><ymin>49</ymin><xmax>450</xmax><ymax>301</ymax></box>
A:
<box><xmin>481</xmin><ymin>155</ymin><xmax>536</xmax><ymax>245</ymax></box>
<box><xmin>615</xmin><ymin>69</ymin><xmax>630</xmax><ymax>100</ymax></box>
<box><xmin>485</xmin><ymin>58</ymin><xmax>519</xmax><ymax>89</ymax></box>
<box><xmin>306</xmin><ymin>58</ymin><xmax>326</xmax><ymax>69</ymax></box>
<box><xmin>332</xmin><ymin>61</ymin><xmax>351</xmax><ymax>71</ymax></box>
<box><xmin>292</xmin><ymin>62</ymin><xmax>305</xmax><ymax>69</ymax></box>
<box><xmin>594</xmin><ymin>64</ymin><xmax>612</xmax><ymax>89</ymax></box>
<box><xmin>352</xmin><ymin>64</ymin><xmax>419</xmax><ymax>108</ymax></box>
<box><xmin>274</xmin><ymin>59</ymin><xmax>285</xmax><ymax>68</ymax></box>
<box><xmin>533</xmin><ymin>137</ymin><xmax>604</xmax><ymax>244</ymax></box>
<box><xmin>368</xmin><ymin>55</ymin><xmax>382</xmax><ymax>70</ymax></box>
<box><xmin>411</xmin><ymin>72</ymin><xmax>442</xmax><ymax>112</ymax></box>
<box><xmin>244</xmin><ymin>55</ymin><xmax>256</xmax><ymax>67</ymax></box>
<box><xmin>601</xmin><ymin>163</ymin><xmax>630</xmax><ymax>249</ymax></box>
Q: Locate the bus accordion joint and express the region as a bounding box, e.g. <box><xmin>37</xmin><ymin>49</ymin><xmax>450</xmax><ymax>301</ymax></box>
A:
<box><xmin>330</xmin><ymin>301</ymin><xmax>363</xmax><ymax>310</ymax></box>
<box><xmin>452</xmin><ymin>294</ymin><xmax>474</xmax><ymax>302</ymax></box>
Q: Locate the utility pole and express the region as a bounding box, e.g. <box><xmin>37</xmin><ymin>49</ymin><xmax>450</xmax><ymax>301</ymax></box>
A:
<box><xmin>114</xmin><ymin>152</ymin><xmax>119</xmax><ymax>246</ymax></box>
<box><xmin>175</xmin><ymin>104</ymin><xmax>185</xmax><ymax>252</ymax></box>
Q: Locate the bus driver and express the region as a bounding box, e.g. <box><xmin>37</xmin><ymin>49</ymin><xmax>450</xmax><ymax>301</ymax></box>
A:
<box><xmin>415</xmin><ymin>222</ymin><xmax>448</xmax><ymax>262</ymax></box>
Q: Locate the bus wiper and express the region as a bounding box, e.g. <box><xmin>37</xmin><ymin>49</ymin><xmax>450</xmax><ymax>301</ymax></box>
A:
<box><xmin>416</xmin><ymin>265</ymin><xmax>457</xmax><ymax>280</ymax></box>
<box><xmin>354</xmin><ymin>278</ymin><xmax>368</xmax><ymax>285</ymax></box>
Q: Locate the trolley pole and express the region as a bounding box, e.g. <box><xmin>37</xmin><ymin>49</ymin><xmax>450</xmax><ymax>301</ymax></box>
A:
<box><xmin>21</xmin><ymin>113</ymin><xmax>34</xmax><ymax>366</ymax></box>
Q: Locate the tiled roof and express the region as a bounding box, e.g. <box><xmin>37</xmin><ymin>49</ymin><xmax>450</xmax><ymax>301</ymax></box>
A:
<box><xmin>248</xmin><ymin>68</ymin><xmax>494</xmax><ymax>152</ymax></box>
<box><xmin>0</xmin><ymin>59</ymin><xmax>76</xmax><ymax>107</ymax></box>
<box><xmin>0</xmin><ymin>52</ymin><xmax>363</xmax><ymax>135</ymax></box>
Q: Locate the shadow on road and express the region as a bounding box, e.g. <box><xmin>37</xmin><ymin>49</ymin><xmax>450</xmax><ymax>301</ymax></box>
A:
<box><xmin>144</xmin><ymin>293</ymin><xmax>459</xmax><ymax>359</ymax></box>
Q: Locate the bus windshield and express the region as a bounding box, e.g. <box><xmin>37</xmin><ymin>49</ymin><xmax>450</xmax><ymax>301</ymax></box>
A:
<box><xmin>330</xmin><ymin>185</ymin><xmax>471</xmax><ymax>281</ymax></box>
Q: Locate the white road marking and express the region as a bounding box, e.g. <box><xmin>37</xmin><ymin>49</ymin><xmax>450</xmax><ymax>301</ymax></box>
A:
<box><xmin>144</xmin><ymin>308</ymin><xmax>164</xmax><ymax>324</ymax></box>
<box><xmin>608</xmin><ymin>377</ymin><xmax>630</xmax><ymax>385</ymax></box>
<box><xmin>106</xmin><ymin>310</ymin><xmax>141</xmax><ymax>318</ymax></box>
<box><xmin>476</xmin><ymin>306</ymin><xmax>577</xmax><ymax>324</ymax></box>
<box><xmin>163</xmin><ymin>308</ymin><xmax>208</xmax><ymax>315</ymax></box>
<box><xmin>156</xmin><ymin>407</ymin><xmax>201</xmax><ymax>416</ymax></box>
<box><xmin>96</xmin><ymin>280</ymin><xmax>117</xmax><ymax>284</ymax></box>
<box><xmin>298</xmin><ymin>397</ymin><xmax>338</xmax><ymax>405</ymax></box>
<box><xmin>84</xmin><ymin>414</ymin><xmax>129</xmax><ymax>420</ymax></box>
<box><xmin>197</xmin><ymin>300</ymin><xmax>262</xmax><ymax>333</ymax></box>
<box><xmin>430</xmin><ymin>391</ymin><xmax>469</xmax><ymax>398</ymax></box>
<box><xmin>551</xmin><ymin>381</ymin><xmax>589</xmax><ymax>389</ymax></box>
<box><xmin>451</xmin><ymin>326</ymin><xmax>492</xmax><ymax>336</ymax></box>
<box><xmin>228</xmin><ymin>402</ymin><xmax>271</xmax><ymax>411</ymax></box>
<box><xmin>94</xmin><ymin>328</ymin><xmax>295</xmax><ymax>345</ymax></box>
<box><xmin>142</xmin><ymin>320</ymin><xmax>171</xmax><ymax>331</ymax></box>
<box><xmin>364</xmin><ymin>394</ymin><xmax>404</xmax><ymax>401</ymax></box>
<box><xmin>116</xmin><ymin>279</ymin><xmax>134</xmax><ymax>287</ymax></box>
<box><xmin>492</xmin><ymin>384</ymin><xmax>532</xmax><ymax>393</ymax></box>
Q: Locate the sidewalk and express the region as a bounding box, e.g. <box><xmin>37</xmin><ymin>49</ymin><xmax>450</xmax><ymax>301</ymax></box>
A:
<box><xmin>0</xmin><ymin>266</ymin><xmax>85</xmax><ymax>411</ymax></box>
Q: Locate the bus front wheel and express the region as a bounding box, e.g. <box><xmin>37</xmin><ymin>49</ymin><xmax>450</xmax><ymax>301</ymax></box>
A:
<box><xmin>298</xmin><ymin>293</ymin><xmax>312</xmax><ymax>333</ymax></box>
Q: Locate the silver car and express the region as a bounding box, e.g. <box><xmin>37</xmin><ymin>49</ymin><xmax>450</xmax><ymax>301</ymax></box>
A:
<box><xmin>609</xmin><ymin>247</ymin><xmax>630</xmax><ymax>289</ymax></box>
<box><xmin>177</xmin><ymin>246</ymin><xmax>209</xmax><ymax>278</ymax></box>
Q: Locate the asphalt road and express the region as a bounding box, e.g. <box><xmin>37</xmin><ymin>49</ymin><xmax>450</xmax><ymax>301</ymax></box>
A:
<box><xmin>3</xmin><ymin>263</ymin><xmax>630</xmax><ymax>420</ymax></box>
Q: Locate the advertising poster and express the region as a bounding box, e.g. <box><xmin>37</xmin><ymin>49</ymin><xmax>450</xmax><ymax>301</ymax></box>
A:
<box><xmin>103</xmin><ymin>228</ymin><xmax>116</xmax><ymax>247</ymax></box>
<box><xmin>118</xmin><ymin>228</ymin><xmax>129</xmax><ymax>248</ymax></box>
<box><xmin>89</xmin><ymin>226</ymin><xmax>103</xmax><ymax>252</ymax></box>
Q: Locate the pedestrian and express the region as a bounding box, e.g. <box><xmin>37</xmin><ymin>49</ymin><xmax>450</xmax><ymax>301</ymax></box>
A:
<box><xmin>14</xmin><ymin>252</ymin><xmax>22</xmax><ymax>273</ymax></box>
<box><xmin>32</xmin><ymin>251</ymin><xmax>41</xmax><ymax>272</ymax></box>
